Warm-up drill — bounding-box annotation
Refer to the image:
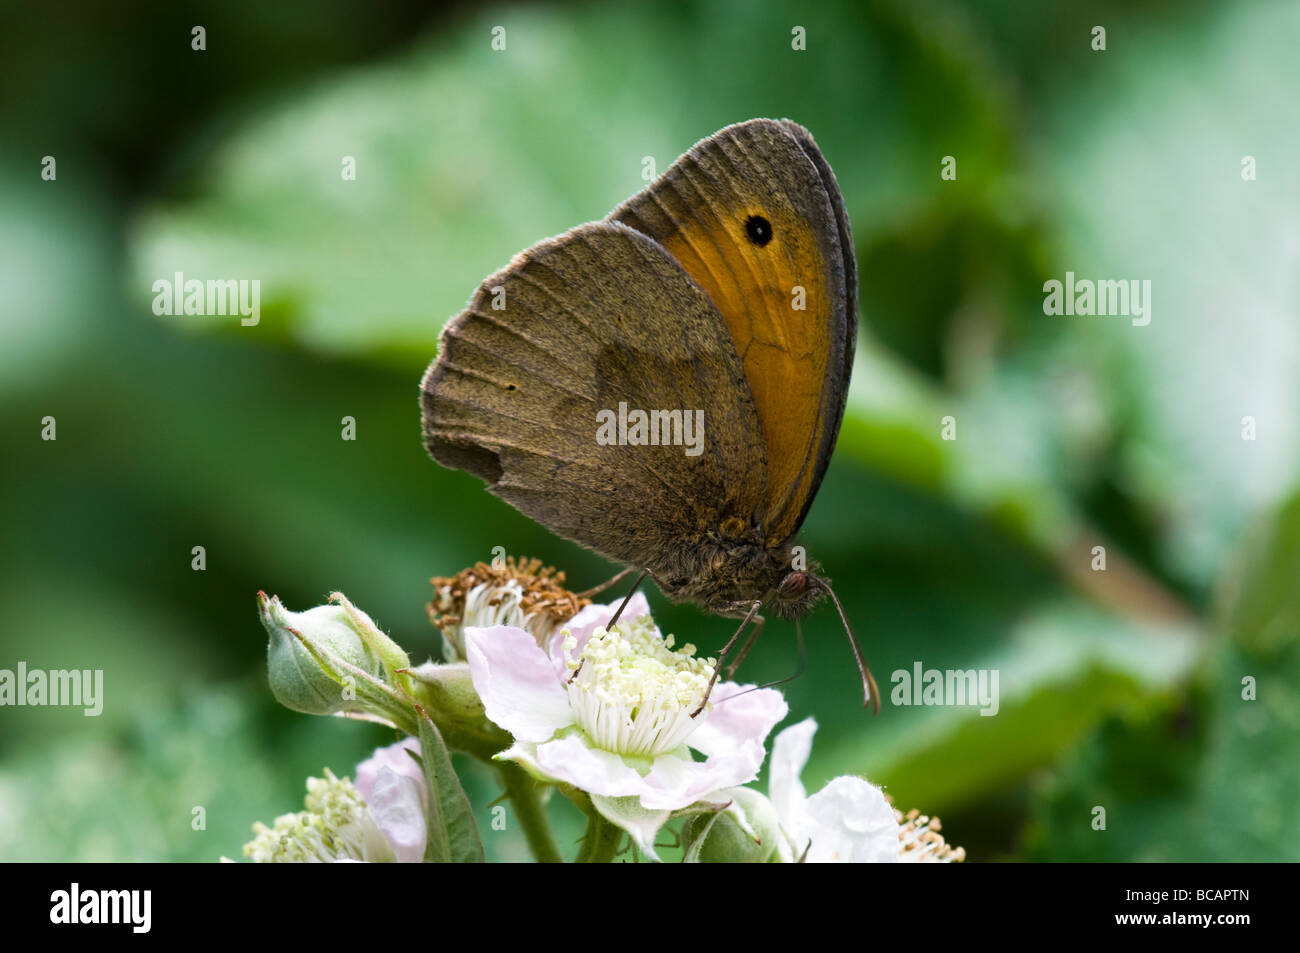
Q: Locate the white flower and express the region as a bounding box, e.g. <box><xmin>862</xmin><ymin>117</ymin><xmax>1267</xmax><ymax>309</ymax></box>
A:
<box><xmin>353</xmin><ymin>738</ymin><xmax>428</xmax><ymax>863</ymax></box>
<box><xmin>696</xmin><ymin>719</ymin><xmax>967</xmax><ymax>862</ymax></box>
<box><xmin>242</xmin><ymin>740</ymin><xmax>427</xmax><ymax>863</ymax></box>
<box><xmin>464</xmin><ymin>597</ymin><xmax>787</xmax><ymax>859</ymax></box>
<box><xmin>768</xmin><ymin>718</ymin><xmax>901</xmax><ymax>863</ymax></box>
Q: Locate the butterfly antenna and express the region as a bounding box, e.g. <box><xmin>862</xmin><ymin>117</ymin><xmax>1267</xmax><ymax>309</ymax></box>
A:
<box><xmin>819</xmin><ymin>579</ymin><xmax>880</xmax><ymax>714</ymax></box>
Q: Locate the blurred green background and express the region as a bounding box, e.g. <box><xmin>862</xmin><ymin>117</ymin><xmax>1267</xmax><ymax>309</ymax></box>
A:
<box><xmin>2</xmin><ymin>0</ymin><xmax>1297</xmax><ymax>862</ymax></box>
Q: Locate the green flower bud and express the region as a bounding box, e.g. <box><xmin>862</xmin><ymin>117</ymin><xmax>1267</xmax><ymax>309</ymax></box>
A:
<box><xmin>258</xmin><ymin>591</ymin><xmax>417</xmax><ymax>738</ymax></box>
<box><xmin>683</xmin><ymin>788</ymin><xmax>782</xmax><ymax>863</ymax></box>
<box><xmin>260</xmin><ymin>591</ymin><xmax>384</xmax><ymax>715</ymax></box>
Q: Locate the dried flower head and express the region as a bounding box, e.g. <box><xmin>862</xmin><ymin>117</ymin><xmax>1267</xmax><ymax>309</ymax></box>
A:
<box><xmin>429</xmin><ymin>557</ymin><xmax>589</xmax><ymax>661</ymax></box>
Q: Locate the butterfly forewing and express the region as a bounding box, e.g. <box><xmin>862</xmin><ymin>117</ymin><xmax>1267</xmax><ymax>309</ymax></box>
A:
<box><xmin>609</xmin><ymin>118</ymin><xmax>856</xmax><ymax>544</ymax></box>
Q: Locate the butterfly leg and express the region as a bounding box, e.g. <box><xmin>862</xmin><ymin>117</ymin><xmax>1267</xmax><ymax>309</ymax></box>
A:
<box><xmin>608</xmin><ymin>568</ymin><xmax>650</xmax><ymax>625</ymax></box>
<box><xmin>706</xmin><ymin>619</ymin><xmax>807</xmax><ymax>706</ymax></box>
<box><xmin>575</xmin><ymin>566</ymin><xmax>636</xmax><ymax>599</ymax></box>
<box><xmin>568</xmin><ymin>567</ymin><xmax>650</xmax><ymax>685</ymax></box>
<box><xmin>724</xmin><ymin>612</ymin><xmax>766</xmax><ymax>679</ymax></box>
<box><xmin>691</xmin><ymin>600</ymin><xmax>762</xmax><ymax>718</ymax></box>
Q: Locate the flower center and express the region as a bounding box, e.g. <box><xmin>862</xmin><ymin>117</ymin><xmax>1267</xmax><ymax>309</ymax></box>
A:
<box><xmin>243</xmin><ymin>770</ymin><xmax>393</xmax><ymax>863</ymax></box>
<box><xmin>561</xmin><ymin>615</ymin><xmax>716</xmax><ymax>758</ymax></box>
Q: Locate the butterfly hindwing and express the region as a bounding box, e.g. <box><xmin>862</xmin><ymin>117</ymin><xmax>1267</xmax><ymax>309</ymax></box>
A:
<box><xmin>421</xmin><ymin>221</ymin><xmax>769</xmax><ymax>567</ymax></box>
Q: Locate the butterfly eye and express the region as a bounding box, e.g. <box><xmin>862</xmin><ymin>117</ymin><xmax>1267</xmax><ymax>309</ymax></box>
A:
<box><xmin>744</xmin><ymin>215</ymin><xmax>773</xmax><ymax>246</ymax></box>
<box><xmin>778</xmin><ymin>571</ymin><xmax>809</xmax><ymax>598</ymax></box>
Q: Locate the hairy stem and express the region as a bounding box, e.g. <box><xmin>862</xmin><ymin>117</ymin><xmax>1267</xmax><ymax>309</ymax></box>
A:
<box><xmin>496</xmin><ymin>762</ymin><xmax>564</xmax><ymax>863</ymax></box>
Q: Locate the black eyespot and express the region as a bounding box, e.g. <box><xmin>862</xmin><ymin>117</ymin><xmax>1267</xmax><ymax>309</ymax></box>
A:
<box><xmin>744</xmin><ymin>215</ymin><xmax>773</xmax><ymax>246</ymax></box>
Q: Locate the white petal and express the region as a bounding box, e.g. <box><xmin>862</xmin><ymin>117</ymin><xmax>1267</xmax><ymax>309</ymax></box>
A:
<box><xmin>769</xmin><ymin>717</ymin><xmax>817</xmax><ymax>827</ymax></box>
<box><xmin>590</xmin><ymin>794</ymin><xmax>671</xmax><ymax>862</ymax></box>
<box><xmin>801</xmin><ymin>776</ymin><xmax>901</xmax><ymax>863</ymax></box>
<box><xmin>366</xmin><ymin>766</ymin><xmax>427</xmax><ymax>863</ymax></box>
<box><xmin>687</xmin><ymin>682</ymin><xmax>788</xmax><ymax>759</ymax></box>
<box><xmin>465</xmin><ymin>625</ymin><xmax>575</xmax><ymax>742</ymax></box>
<box><xmin>355</xmin><ymin>738</ymin><xmax>425</xmax><ymax>811</ymax></box>
<box><xmin>639</xmin><ymin>738</ymin><xmax>768</xmax><ymax>811</ymax></box>
<box><xmin>532</xmin><ymin>732</ymin><xmax>649</xmax><ymax>797</ymax></box>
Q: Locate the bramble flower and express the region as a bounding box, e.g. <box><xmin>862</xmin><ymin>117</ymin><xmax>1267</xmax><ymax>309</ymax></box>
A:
<box><xmin>353</xmin><ymin>738</ymin><xmax>428</xmax><ymax>863</ymax></box>
<box><xmin>738</xmin><ymin>718</ymin><xmax>964</xmax><ymax>862</ymax></box>
<box><xmin>767</xmin><ymin>718</ymin><xmax>900</xmax><ymax>862</ymax></box>
<box><xmin>242</xmin><ymin>740</ymin><xmax>427</xmax><ymax>863</ymax></box>
<box><xmin>464</xmin><ymin>598</ymin><xmax>787</xmax><ymax>858</ymax></box>
<box><xmin>429</xmin><ymin>558</ymin><xmax>589</xmax><ymax>661</ymax></box>
<box><xmin>253</xmin><ymin>565</ymin><xmax>961</xmax><ymax>863</ymax></box>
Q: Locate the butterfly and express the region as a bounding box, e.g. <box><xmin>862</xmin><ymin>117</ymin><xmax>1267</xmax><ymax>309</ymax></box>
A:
<box><xmin>421</xmin><ymin>118</ymin><xmax>877</xmax><ymax>711</ymax></box>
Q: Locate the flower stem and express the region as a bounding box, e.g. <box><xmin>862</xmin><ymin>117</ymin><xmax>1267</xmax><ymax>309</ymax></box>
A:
<box><xmin>496</xmin><ymin>763</ymin><xmax>564</xmax><ymax>863</ymax></box>
<box><xmin>576</xmin><ymin>811</ymin><xmax>621</xmax><ymax>863</ymax></box>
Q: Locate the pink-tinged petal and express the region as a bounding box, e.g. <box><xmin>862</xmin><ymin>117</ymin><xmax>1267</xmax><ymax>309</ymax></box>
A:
<box><xmin>769</xmin><ymin>718</ymin><xmax>817</xmax><ymax>826</ymax></box>
<box><xmin>366</xmin><ymin>766</ymin><xmax>427</xmax><ymax>863</ymax></box>
<box><xmin>465</xmin><ymin>625</ymin><xmax>574</xmax><ymax>742</ymax></box>
<box><xmin>802</xmin><ymin>776</ymin><xmax>901</xmax><ymax>863</ymax></box>
<box><xmin>355</xmin><ymin>738</ymin><xmax>425</xmax><ymax>810</ymax></box>
<box><xmin>686</xmin><ymin>681</ymin><xmax>788</xmax><ymax>759</ymax></box>
<box><xmin>639</xmin><ymin>738</ymin><xmax>768</xmax><ymax>811</ymax></box>
<box><xmin>548</xmin><ymin>593</ymin><xmax>654</xmax><ymax>674</ymax></box>
<box><xmin>533</xmin><ymin>732</ymin><xmax>649</xmax><ymax>797</ymax></box>
<box><xmin>590</xmin><ymin>794</ymin><xmax>671</xmax><ymax>861</ymax></box>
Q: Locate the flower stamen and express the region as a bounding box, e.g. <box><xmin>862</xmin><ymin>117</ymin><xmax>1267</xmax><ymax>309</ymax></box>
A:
<box><xmin>242</xmin><ymin>770</ymin><xmax>394</xmax><ymax>863</ymax></box>
<box><xmin>561</xmin><ymin>616</ymin><xmax>716</xmax><ymax>758</ymax></box>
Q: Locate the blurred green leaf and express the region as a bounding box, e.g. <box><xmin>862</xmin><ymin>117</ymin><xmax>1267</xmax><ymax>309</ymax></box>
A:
<box><xmin>1214</xmin><ymin>492</ymin><xmax>1300</xmax><ymax>659</ymax></box>
<box><xmin>1031</xmin><ymin>0</ymin><xmax>1300</xmax><ymax>587</ymax></box>
<box><xmin>1024</xmin><ymin>490</ymin><xmax>1300</xmax><ymax>860</ymax></box>
<box><xmin>127</xmin><ymin>0</ymin><xmax>1019</xmax><ymax>370</ymax></box>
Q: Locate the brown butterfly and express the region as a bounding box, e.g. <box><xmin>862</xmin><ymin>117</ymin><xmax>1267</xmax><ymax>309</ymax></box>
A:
<box><xmin>421</xmin><ymin>119</ymin><xmax>877</xmax><ymax>712</ymax></box>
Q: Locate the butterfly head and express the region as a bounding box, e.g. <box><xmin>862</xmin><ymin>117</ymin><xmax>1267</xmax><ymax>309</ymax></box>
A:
<box><xmin>775</xmin><ymin>570</ymin><xmax>881</xmax><ymax>714</ymax></box>
<box><xmin>769</xmin><ymin>568</ymin><xmax>828</xmax><ymax>620</ymax></box>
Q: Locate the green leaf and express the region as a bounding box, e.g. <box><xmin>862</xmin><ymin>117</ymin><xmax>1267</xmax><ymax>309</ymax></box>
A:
<box><xmin>1025</xmin><ymin>491</ymin><xmax>1300</xmax><ymax>861</ymax></box>
<box><xmin>1032</xmin><ymin>0</ymin><xmax>1300</xmax><ymax>586</ymax></box>
<box><xmin>1213</xmin><ymin>492</ymin><xmax>1300</xmax><ymax>659</ymax></box>
<box><xmin>413</xmin><ymin>712</ymin><xmax>484</xmax><ymax>863</ymax></box>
